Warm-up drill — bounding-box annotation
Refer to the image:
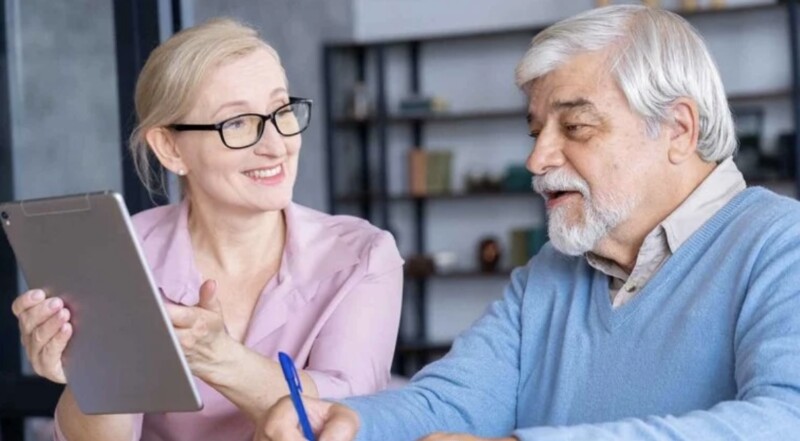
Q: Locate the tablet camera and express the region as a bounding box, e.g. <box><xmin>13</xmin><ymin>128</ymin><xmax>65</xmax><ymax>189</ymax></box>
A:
<box><xmin>1</xmin><ymin>211</ymin><xmax>8</xmax><ymax>226</ymax></box>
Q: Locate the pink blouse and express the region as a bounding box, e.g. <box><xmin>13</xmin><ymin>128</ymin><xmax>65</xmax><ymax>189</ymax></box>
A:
<box><xmin>55</xmin><ymin>201</ymin><xmax>403</xmax><ymax>440</ymax></box>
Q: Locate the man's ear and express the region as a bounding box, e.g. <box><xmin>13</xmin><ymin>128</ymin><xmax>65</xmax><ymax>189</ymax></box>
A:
<box><xmin>666</xmin><ymin>97</ymin><xmax>700</xmax><ymax>165</ymax></box>
<box><xmin>145</xmin><ymin>127</ymin><xmax>187</xmax><ymax>174</ymax></box>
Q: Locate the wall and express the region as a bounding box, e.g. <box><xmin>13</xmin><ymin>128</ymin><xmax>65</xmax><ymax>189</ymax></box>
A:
<box><xmin>353</xmin><ymin>0</ymin><xmax>777</xmax><ymax>41</ymax></box>
<box><xmin>354</xmin><ymin>0</ymin><xmax>590</xmax><ymax>42</ymax></box>
<box><xmin>7</xmin><ymin>0</ymin><xmax>122</xmax><ymax>201</ymax></box>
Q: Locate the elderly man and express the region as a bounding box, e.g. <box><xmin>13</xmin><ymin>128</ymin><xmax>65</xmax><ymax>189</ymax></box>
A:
<box><xmin>260</xmin><ymin>5</ymin><xmax>800</xmax><ymax>441</ymax></box>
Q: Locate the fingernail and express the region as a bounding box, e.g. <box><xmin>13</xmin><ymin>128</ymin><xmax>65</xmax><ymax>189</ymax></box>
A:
<box><xmin>48</xmin><ymin>298</ymin><xmax>62</xmax><ymax>310</ymax></box>
<box><xmin>59</xmin><ymin>309</ymin><xmax>69</xmax><ymax>320</ymax></box>
<box><xmin>61</xmin><ymin>323</ymin><xmax>71</xmax><ymax>333</ymax></box>
<box><xmin>30</xmin><ymin>290</ymin><xmax>45</xmax><ymax>301</ymax></box>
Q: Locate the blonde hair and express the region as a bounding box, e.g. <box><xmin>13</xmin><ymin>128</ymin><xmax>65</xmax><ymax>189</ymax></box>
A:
<box><xmin>129</xmin><ymin>18</ymin><xmax>284</xmax><ymax>196</ymax></box>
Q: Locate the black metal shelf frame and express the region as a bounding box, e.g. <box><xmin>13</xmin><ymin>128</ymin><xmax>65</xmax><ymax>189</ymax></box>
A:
<box><xmin>332</xmin><ymin>88</ymin><xmax>793</xmax><ymax>126</ymax></box>
<box><xmin>322</xmin><ymin>1</ymin><xmax>800</xmax><ymax>375</ymax></box>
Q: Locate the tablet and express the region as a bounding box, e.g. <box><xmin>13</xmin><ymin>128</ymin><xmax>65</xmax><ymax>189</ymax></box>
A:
<box><xmin>0</xmin><ymin>191</ymin><xmax>202</xmax><ymax>414</ymax></box>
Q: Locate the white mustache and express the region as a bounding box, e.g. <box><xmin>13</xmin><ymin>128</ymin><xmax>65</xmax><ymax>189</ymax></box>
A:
<box><xmin>532</xmin><ymin>170</ymin><xmax>591</xmax><ymax>199</ymax></box>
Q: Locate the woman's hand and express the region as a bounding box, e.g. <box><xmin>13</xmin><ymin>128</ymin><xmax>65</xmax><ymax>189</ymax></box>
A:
<box><xmin>11</xmin><ymin>289</ymin><xmax>73</xmax><ymax>383</ymax></box>
<box><xmin>165</xmin><ymin>280</ymin><xmax>236</xmax><ymax>381</ymax></box>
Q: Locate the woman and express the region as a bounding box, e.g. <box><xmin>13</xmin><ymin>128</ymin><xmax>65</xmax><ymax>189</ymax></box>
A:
<box><xmin>9</xmin><ymin>18</ymin><xmax>403</xmax><ymax>441</ymax></box>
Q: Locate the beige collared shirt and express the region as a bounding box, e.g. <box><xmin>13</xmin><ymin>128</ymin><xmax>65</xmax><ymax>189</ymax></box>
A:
<box><xmin>587</xmin><ymin>158</ymin><xmax>747</xmax><ymax>308</ymax></box>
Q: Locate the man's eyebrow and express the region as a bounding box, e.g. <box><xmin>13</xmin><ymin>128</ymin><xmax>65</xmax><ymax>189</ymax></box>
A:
<box><xmin>553</xmin><ymin>98</ymin><xmax>597</xmax><ymax>113</ymax></box>
<box><xmin>527</xmin><ymin>98</ymin><xmax>598</xmax><ymax>124</ymax></box>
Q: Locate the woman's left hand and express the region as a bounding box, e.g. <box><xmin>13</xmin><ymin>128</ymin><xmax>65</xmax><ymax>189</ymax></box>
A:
<box><xmin>165</xmin><ymin>280</ymin><xmax>235</xmax><ymax>381</ymax></box>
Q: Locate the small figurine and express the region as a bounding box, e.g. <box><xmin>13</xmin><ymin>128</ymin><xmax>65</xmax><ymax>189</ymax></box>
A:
<box><xmin>478</xmin><ymin>237</ymin><xmax>502</xmax><ymax>273</ymax></box>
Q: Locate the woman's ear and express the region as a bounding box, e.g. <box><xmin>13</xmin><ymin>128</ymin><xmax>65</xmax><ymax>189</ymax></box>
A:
<box><xmin>666</xmin><ymin>97</ymin><xmax>700</xmax><ymax>165</ymax></box>
<box><xmin>145</xmin><ymin>127</ymin><xmax>188</xmax><ymax>175</ymax></box>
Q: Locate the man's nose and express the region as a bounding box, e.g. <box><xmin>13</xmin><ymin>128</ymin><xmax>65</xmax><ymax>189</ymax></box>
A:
<box><xmin>526</xmin><ymin>129</ymin><xmax>565</xmax><ymax>176</ymax></box>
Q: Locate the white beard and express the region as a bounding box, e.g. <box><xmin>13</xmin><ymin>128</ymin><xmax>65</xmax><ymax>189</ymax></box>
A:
<box><xmin>533</xmin><ymin>170</ymin><xmax>635</xmax><ymax>256</ymax></box>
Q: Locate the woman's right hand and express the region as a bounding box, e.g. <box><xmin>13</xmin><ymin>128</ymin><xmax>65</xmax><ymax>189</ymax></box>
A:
<box><xmin>11</xmin><ymin>289</ymin><xmax>73</xmax><ymax>383</ymax></box>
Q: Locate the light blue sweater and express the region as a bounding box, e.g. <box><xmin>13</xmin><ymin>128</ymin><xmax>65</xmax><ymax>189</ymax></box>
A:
<box><xmin>344</xmin><ymin>187</ymin><xmax>800</xmax><ymax>440</ymax></box>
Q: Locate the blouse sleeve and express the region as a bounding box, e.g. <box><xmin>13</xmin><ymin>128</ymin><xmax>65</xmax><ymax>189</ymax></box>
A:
<box><xmin>304</xmin><ymin>230</ymin><xmax>404</xmax><ymax>398</ymax></box>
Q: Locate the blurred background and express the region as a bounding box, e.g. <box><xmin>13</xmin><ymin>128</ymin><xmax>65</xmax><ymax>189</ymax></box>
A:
<box><xmin>1</xmin><ymin>0</ymin><xmax>798</xmax><ymax>439</ymax></box>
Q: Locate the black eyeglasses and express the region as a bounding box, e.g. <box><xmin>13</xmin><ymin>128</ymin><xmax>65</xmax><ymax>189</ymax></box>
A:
<box><xmin>169</xmin><ymin>97</ymin><xmax>312</xmax><ymax>149</ymax></box>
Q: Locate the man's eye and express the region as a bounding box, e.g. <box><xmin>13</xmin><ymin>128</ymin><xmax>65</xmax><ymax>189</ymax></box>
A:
<box><xmin>528</xmin><ymin>131</ymin><xmax>540</xmax><ymax>139</ymax></box>
<box><xmin>565</xmin><ymin>124</ymin><xmax>585</xmax><ymax>133</ymax></box>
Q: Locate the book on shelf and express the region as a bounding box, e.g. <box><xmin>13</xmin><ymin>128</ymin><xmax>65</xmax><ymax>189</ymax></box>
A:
<box><xmin>409</xmin><ymin>149</ymin><xmax>427</xmax><ymax>196</ymax></box>
<box><xmin>509</xmin><ymin>226</ymin><xmax>548</xmax><ymax>267</ymax></box>
<box><xmin>408</xmin><ymin>149</ymin><xmax>453</xmax><ymax>196</ymax></box>
<box><xmin>399</xmin><ymin>95</ymin><xmax>449</xmax><ymax>115</ymax></box>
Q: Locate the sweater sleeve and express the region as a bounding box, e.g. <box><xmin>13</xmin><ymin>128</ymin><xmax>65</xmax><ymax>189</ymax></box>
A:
<box><xmin>514</xmin><ymin>225</ymin><xmax>800</xmax><ymax>441</ymax></box>
<box><xmin>341</xmin><ymin>264</ymin><xmax>530</xmax><ymax>441</ymax></box>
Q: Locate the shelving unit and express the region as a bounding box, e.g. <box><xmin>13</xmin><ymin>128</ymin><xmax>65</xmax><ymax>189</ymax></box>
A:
<box><xmin>333</xmin><ymin>88</ymin><xmax>792</xmax><ymax>128</ymax></box>
<box><xmin>323</xmin><ymin>1</ymin><xmax>800</xmax><ymax>376</ymax></box>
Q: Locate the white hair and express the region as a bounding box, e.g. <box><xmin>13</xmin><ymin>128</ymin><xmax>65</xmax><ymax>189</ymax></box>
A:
<box><xmin>532</xmin><ymin>169</ymin><xmax>635</xmax><ymax>256</ymax></box>
<box><xmin>515</xmin><ymin>5</ymin><xmax>736</xmax><ymax>162</ymax></box>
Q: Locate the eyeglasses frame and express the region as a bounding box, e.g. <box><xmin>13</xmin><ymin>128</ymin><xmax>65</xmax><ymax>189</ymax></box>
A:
<box><xmin>168</xmin><ymin>96</ymin><xmax>313</xmax><ymax>149</ymax></box>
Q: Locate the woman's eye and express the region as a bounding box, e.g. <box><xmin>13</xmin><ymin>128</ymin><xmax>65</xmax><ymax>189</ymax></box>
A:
<box><xmin>224</xmin><ymin>117</ymin><xmax>247</xmax><ymax>130</ymax></box>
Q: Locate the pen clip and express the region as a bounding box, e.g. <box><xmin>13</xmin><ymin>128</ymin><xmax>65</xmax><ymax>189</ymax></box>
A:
<box><xmin>278</xmin><ymin>351</ymin><xmax>303</xmax><ymax>393</ymax></box>
<box><xmin>290</xmin><ymin>360</ymin><xmax>303</xmax><ymax>393</ymax></box>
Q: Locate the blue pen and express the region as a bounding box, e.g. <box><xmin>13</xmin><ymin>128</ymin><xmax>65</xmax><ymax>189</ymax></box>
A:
<box><xmin>278</xmin><ymin>352</ymin><xmax>316</xmax><ymax>441</ymax></box>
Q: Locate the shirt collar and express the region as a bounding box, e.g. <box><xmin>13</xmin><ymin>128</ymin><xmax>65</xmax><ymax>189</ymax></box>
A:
<box><xmin>278</xmin><ymin>202</ymin><xmax>363</xmax><ymax>289</ymax></box>
<box><xmin>145</xmin><ymin>200</ymin><xmax>362</xmax><ymax>305</ymax></box>
<box><xmin>660</xmin><ymin>157</ymin><xmax>746</xmax><ymax>252</ymax></box>
<box><xmin>585</xmin><ymin>157</ymin><xmax>745</xmax><ymax>277</ymax></box>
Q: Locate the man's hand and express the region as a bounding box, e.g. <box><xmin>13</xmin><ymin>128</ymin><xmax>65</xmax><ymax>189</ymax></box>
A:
<box><xmin>257</xmin><ymin>395</ymin><xmax>359</xmax><ymax>441</ymax></box>
<box><xmin>419</xmin><ymin>434</ymin><xmax>516</xmax><ymax>441</ymax></box>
